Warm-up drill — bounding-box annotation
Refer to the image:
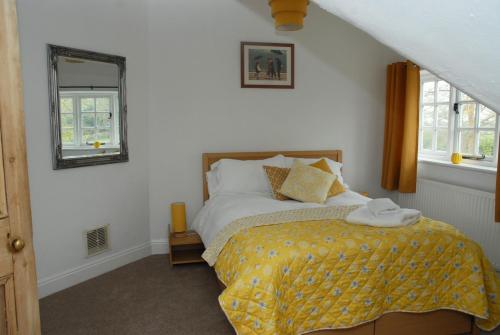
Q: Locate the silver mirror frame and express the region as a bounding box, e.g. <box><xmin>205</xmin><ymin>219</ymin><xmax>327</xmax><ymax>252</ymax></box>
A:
<box><xmin>47</xmin><ymin>44</ymin><xmax>129</xmax><ymax>169</ymax></box>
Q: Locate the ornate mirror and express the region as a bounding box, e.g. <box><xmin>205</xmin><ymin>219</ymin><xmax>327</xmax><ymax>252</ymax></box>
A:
<box><xmin>47</xmin><ymin>45</ymin><xmax>128</xmax><ymax>169</ymax></box>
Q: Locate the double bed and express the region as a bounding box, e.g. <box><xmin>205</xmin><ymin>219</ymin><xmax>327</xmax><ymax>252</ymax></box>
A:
<box><xmin>193</xmin><ymin>150</ymin><xmax>499</xmax><ymax>335</ymax></box>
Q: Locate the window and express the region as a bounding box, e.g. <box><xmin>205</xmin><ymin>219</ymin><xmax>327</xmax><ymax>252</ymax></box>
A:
<box><xmin>59</xmin><ymin>91</ymin><xmax>120</xmax><ymax>149</ymax></box>
<box><xmin>419</xmin><ymin>71</ymin><xmax>499</xmax><ymax>167</ymax></box>
<box><xmin>456</xmin><ymin>92</ymin><xmax>497</xmax><ymax>158</ymax></box>
<box><xmin>420</xmin><ymin>79</ymin><xmax>451</xmax><ymax>154</ymax></box>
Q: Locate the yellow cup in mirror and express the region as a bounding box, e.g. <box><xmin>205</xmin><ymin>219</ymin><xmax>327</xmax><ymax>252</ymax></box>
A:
<box><xmin>451</xmin><ymin>152</ymin><xmax>462</xmax><ymax>164</ymax></box>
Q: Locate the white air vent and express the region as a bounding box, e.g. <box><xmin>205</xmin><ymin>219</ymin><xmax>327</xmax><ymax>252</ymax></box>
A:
<box><xmin>85</xmin><ymin>226</ymin><xmax>109</xmax><ymax>256</ymax></box>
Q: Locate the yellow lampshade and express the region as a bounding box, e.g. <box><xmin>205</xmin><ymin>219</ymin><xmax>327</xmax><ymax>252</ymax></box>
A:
<box><xmin>269</xmin><ymin>0</ymin><xmax>309</xmax><ymax>31</ymax></box>
<box><xmin>171</xmin><ymin>202</ymin><xmax>187</xmax><ymax>233</ymax></box>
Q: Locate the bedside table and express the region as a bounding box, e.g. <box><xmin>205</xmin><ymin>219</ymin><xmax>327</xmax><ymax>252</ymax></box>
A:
<box><xmin>168</xmin><ymin>226</ymin><xmax>205</xmax><ymax>266</ymax></box>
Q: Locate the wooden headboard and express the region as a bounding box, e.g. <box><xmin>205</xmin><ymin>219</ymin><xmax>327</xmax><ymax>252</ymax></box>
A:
<box><xmin>202</xmin><ymin>150</ymin><xmax>342</xmax><ymax>201</ymax></box>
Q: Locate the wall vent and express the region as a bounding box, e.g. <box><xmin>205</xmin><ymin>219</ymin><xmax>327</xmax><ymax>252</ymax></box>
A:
<box><xmin>85</xmin><ymin>226</ymin><xmax>109</xmax><ymax>257</ymax></box>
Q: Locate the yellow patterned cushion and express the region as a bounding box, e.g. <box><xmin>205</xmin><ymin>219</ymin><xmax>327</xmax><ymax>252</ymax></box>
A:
<box><xmin>278</xmin><ymin>160</ymin><xmax>335</xmax><ymax>204</ymax></box>
<box><xmin>264</xmin><ymin>159</ymin><xmax>345</xmax><ymax>201</ymax></box>
<box><xmin>263</xmin><ymin>166</ymin><xmax>291</xmax><ymax>200</ymax></box>
<box><xmin>310</xmin><ymin>159</ymin><xmax>346</xmax><ymax>197</ymax></box>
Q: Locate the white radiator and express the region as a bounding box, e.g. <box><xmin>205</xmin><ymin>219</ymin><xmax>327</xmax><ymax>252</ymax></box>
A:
<box><xmin>398</xmin><ymin>178</ymin><xmax>500</xmax><ymax>270</ymax></box>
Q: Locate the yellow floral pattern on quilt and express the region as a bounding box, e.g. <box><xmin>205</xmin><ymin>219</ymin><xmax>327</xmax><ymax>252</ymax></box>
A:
<box><xmin>215</xmin><ymin>218</ymin><xmax>500</xmax><ymax>334</ymax></box>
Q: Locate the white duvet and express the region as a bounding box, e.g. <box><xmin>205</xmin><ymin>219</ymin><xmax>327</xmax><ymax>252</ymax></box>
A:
<box><xmin>192</xmin><ymin>191</ymin><xmax>370</xmax><ymax>248</ymax></box>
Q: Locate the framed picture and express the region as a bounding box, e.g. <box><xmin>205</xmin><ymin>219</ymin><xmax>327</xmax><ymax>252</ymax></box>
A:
<box><xmin>241</xmin><ymin>42</ymin><xmax>294</xmax><ymax>89</ymax></box>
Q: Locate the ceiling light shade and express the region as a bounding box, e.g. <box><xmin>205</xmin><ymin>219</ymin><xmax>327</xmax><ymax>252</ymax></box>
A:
<box><xmin>268</xmin><ymin>0</ymin><xmax>309</xmax><ymax>31</ymax></box>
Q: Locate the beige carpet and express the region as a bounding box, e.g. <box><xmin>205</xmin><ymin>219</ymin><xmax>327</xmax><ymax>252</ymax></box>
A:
<box><xmin>40</xmin><ymin>255</ymin><xmax>234</xmax><ymax>334</ymax></box>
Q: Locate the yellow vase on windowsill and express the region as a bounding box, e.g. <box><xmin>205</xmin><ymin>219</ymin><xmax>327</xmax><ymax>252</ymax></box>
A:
<box><xmin>451</xmin><ymin>152</ymin><xmax>463</xmax><ymax>164</ymax></box>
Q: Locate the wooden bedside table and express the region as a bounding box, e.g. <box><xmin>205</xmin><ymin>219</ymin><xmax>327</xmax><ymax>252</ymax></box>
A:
<box><xmin>168</xmin><ymin>226</ymin><xmax>205</xmax><ymax>266</ymax></box>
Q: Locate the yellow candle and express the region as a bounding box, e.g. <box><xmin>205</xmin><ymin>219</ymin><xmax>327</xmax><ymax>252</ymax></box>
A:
<box><xmin>171</xmin><ymin>202</ymin><xmax>187</xmax><ymax>233</ymax></box>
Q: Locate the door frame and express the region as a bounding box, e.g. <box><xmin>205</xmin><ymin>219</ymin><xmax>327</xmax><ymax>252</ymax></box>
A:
<box><xmin>0</xmin><ymin>0</ymin><xmax>41</xmax><ymax>333</ymax></box>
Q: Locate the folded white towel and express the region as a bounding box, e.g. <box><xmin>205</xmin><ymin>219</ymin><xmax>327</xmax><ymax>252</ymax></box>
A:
<box><xmin>346</xmin><ymin>206</ymin><xmax>421</xmax><ymax>227</ymax></box>
<box><xmin>367</xmin><ymin>198</ymin><xmax>400</xmax><ymax>216</ymax></box>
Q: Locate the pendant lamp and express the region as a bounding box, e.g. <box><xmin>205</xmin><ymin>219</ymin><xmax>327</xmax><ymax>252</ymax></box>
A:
<box><xmin>269</xmin><ymin>0</ymin><xmax>309</xmax><ymax>31</ymax></box>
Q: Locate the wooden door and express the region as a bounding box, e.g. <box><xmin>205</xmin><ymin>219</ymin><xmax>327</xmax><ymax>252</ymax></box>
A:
<box><xmin>0</xmin><ymin>0</ymin><xmax>41</xmax><ymax>334</ymax></box>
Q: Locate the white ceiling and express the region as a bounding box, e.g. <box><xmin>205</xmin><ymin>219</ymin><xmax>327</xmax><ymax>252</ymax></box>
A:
<box><xmin>312</xmin><ymin>0</ymin><xmax>500</xmax><ymax>112</ymax></box>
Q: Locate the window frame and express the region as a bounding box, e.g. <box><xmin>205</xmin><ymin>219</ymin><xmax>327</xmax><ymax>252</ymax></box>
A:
<box><xmin>59</xmin><ymin>95</ymin><xmax>76</xmax><ymax>146</ymax></box>
<box><xmin>419</xmin><ymin>73</ymin><xmax>454</xmax><ymax>159</ymax></box>
<box><xmin>419</xmin><ymin>71</ymin><xmax>499</xmax><ymax>168</ymax></box>
<box><xmin>59</xmin><ymin>91</ymin><xmax>119</xmax><ymax>150</ymax></box>
<box><xmin>453</xmin><ymin>97</ymin><xmax>499</xmax><ymax>166</ymax></box>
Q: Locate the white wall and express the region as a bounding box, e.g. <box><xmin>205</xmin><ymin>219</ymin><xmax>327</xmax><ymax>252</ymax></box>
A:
<box><xmin>418</xmin><ymin>161</ymin><xmax>496</xmax><ymax>193</ymax></box>
<box><xmin>146</xmin><ymin>0</ymin><xmax>401</xmax><ymax>245</ymax></box>
<box><xmin>58</xmin><ymin>59</ymin><xmax>118</xmax><ymax>87</ymax></box>
<box><xmin>17</xmin><ymin>0</ymin><xmax>151</xmax><ymax>297</ymax></box>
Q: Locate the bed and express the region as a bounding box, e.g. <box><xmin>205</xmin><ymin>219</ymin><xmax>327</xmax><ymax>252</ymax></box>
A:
<box><xmin>194</xmin><ymin>150</ymin><xmax>499</xmax><ymax>335</ymax></box>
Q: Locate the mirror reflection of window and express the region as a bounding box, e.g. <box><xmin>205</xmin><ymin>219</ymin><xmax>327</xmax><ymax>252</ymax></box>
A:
<box><xmin>59</xmin><ymin>93</ymin><xmax>120</xmax><ymax>152</ymax></box>
<box><xmin>57</xmin><ymin>56</ymin><xmax>121</xmax><ymax>159</ymax></box>
<box><xmin>48</xmin><ymin>45</ymin><xmax>128</xmax><ymax>169</ymax></box>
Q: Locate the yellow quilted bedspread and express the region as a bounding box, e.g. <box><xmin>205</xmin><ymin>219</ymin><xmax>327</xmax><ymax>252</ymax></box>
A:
<box><xmin>214</xmin><ymin>217</ymin><xmax>500</xmax><ymax>334</ymax></box>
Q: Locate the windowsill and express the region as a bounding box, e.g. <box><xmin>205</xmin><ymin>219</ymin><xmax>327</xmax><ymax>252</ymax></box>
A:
<box><xmin>418</xmin><ymin>157</ymin><xmax>497</xmax><ymax>175</ymax></box>
<box><xmin>63</xmin><ymin>146</ymin><xmax>120</xmax><ymax>150</ymax></box>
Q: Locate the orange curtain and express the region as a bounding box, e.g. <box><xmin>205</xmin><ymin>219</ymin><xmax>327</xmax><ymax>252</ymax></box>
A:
<box><xmin>496</xmin><ymin>138</ymin><xmax>500</xmax><ymax>222</ymax></box>
<box><xmin>381</xmin><ymin>61</ymin><xmax>420</xmax><ymax>193</ymax></box>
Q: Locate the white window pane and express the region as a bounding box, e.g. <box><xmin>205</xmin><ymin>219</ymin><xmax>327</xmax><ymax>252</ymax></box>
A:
<box><xmin>422</xmin><ymin>128</ymin><xmax>433</xmax><ymax>150</ymax></box>
<box><xmin>96</xmin><ymin>113</ymin><xmax>111</xmax><ymax>128</ymax></box>
<box><xmin>81</xmin><ymin>114</ymin><xmax>96</xmax><ymax>128</ymax></box>
<box><xmin>61</xmin><ymin>128</ymin><xmax>74</xmax><ymax>145</ymax></box>
<box><xmin>423</xmin><ymin>105</ymin><xmax>434</xmax><ymax>127</ymax></box>
<box><xmin>478</xmin><ymin>131</ymin><xmax>495</xmax><ymax>157</ymax></box>
<box><xmin>82</xmin><ymin>129</ymin><xmax>96</xmax><ymax>143</ymax></box>
<box><xmin>61</xmin><ymin>114</ymin><xmax>74</xmax><ymax>128</ymax></box>
<box><xmin>437</xmin><ymin>81</ymin><xmax>450</xmax><ymax>102</ymax></box>
<box><xmin>479</xmin><ymin>105</ymin><xmax>496</xmax><ymax>128</ymax></box>
<box><xmin>436</xmin><ymin>129</ymin><xmax>448</xmax><ymax>152</ymax></box>
<box><xmin>458</xmin><ymin>91</ymin><xmax>473</xmax><ymax>102</ymax></box>
<box><xmin>459</xmin><ymin>130</ymin><xmax>475</xmax><ymax>155</ymax></box>
<box><xmin>96</xmin><ymin>129</ymin><xmax>112</xmax><ymax>143</ymax></box>
<box><xmin>81</xmin><ymin>98</ymin><xmax>95</xmax><ymax>112</ymax></box>
<box><xmin>460</xmin><ymin>104</ymin><xmax>476</xmax><ymax>128</ymax></box>
<box><xmin>60</xmin><ymin>97</ymin><xmax>73</xmax><ymax>113</ymax></box>
<box><xmin>422</xmin><ymin>81</ymin><xmax>435</xmax><ymax>103</ymax></box>
<box><xmin>96</xmin><ymin>98</ymin><xmax>110</xmax><ymax>113</ymax></box>
<box><xmin>423</xmin><ymin>81</ymin><xmax>435</xmax><ymax>92</ymax></box>
<box><xmin>437</xmin><ymin>105</ymin><xmax>449</xmax><ymax>127</ymax></box>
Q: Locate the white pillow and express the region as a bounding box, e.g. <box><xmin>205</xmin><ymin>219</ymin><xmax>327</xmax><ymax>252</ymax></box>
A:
<box><xmin>283</xmin><ymin>156</ymin><xmax>346</xmax><ymax>186</ymax></box>
<box><xmin>208</xmin><ymin>155</ymin><xmax>286</xmax><ymax>196</ymax></box>
<box><xmin>206</xmin><ymin>170</ymin><xmax>220</xmax><ymax>198</ymax></box>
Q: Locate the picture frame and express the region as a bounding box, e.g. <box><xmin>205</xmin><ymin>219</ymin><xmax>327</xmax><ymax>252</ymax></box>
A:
<box><xmin>240</xmin><ymin>42</ymin><xmax>294</xmax><ymax>89</ymax></box>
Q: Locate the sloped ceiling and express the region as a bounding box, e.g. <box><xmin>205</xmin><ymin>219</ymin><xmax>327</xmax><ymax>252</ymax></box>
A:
<box><xmin>312</xmin><ymin>0</ymin><xmax>500</xmax><ymax>112</ymax></box>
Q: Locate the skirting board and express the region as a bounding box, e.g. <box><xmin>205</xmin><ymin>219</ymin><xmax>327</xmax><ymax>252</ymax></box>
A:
<box><xmin>150</xmin><ymin>238</ymin><xmax>169</xmax><ymax>255</ymax></box>
<box><xmin>37</xmin><ymin>241</ymin><xmax>152</xmax><ymax>298</ymax></box>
